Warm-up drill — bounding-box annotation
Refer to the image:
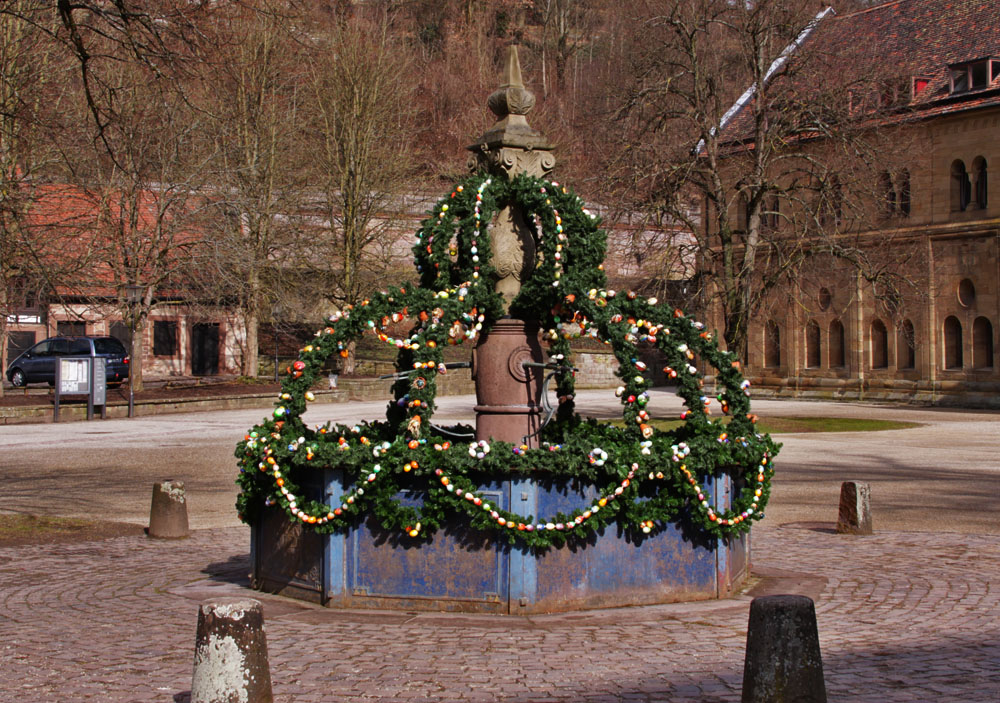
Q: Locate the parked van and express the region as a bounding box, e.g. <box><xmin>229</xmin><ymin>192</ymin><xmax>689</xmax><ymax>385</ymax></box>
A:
<box><xmin>5</xmin><ymin>336</ymin><xmax>129</xmax><ymax>388</ymax></box>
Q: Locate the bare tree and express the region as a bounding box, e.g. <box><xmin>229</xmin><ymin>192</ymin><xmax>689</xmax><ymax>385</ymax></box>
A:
<box><xmin>530</xmin><ymin>0</ymin><xmax>603</xmax><ymax>97</ymax></box>
<box><xmin>305</xmin><ymin>11</ymin><xmax>415</xmax><ymax>304</ymax></box>
<box><xmin>196</xmin><ymin>2</ymin><xmax>310</xmax><ymax>378</ymax></box>
<box><xmin>294</xmin><ymin>6</ymin><xmax>418</xmax><ymax>374</ymax></box>
<box><xmin>0</xmin><ymin>2</ymin><xmax>77</xmax><ymax>396</ymax></box>
<box><xmin>58</xmin><ymin>53</ymin><xmax>209</xmax><ymax>391</ymax></box>
<box><xmin>606</xmin><ymin>0</ymin><xmax>917</xmax><ymax>360</ymax></box>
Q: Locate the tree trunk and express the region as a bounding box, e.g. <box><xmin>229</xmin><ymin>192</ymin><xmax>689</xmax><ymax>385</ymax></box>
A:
<box><xmin>131</xmin><ymin>316</ymin><xmax>146</xmax><ymax>392</ymax></box>
<box><xmin>724</xmin><ymin>306</ymin><xmax>750</xmax><ymax>366</ymax></box>
<box><xmin>342</xmin><ymin>339</ymin><xmax>356</xmax><ymax>376</ymax></box>
<box><xmin>243</xmin><ymin>309</ymin><xmax>259</xmax><ymax>378</ymax></box>
<box><xmin>0</xmin><ymin>316</ymin><xmax>7</xmax><ymax>399</ymax></box>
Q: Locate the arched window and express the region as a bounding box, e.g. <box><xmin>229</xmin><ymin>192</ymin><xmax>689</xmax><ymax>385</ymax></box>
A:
<box><xmin>818</xmin><ymin>287</ymin><xmax>832</xmax><ymax>311</ymax></box>
<box><xmin>973</xmin><ymin>317</ymin><xmax>994</xmax><ymax>368</ymax></box>
<box><xmin>829</xmin><ymin>319</ymin><xmax>846</xmax><ymax>368</ymax></box>
<box><xmin>736</xmin><ymin>193</ymin><xmax>749</xmax><ymax>232</ymax></box>
<box><xmin>952</xmin><ymin>160</ymin><xmax>971</xmax><ymax>212</ymax></box>
<box><xmin>897</xmin><ymin>319</ymin><xmax>915</xmax><ymax>369</ymax></box>
<box><xmin>764</xmin><ymin>320</ymin><xmax>781</xmax><ymax>368</ymax></box>
<box><xmin>762</xmin><ymin>196</ymin><xmax>780</xmax><ymax>232</ymax></box>
<box><xmin>958</xmin><ymin>278</ymin><xmax>976</xmax><ymax>307</ymax></box>
<box><xmin>898</xmin><ymin>169</ymin><xmax>911</xmax><ymax>217</ymax></box>
<box><xmin>870</xmin><ymin>319</ymin><xmax>888</xmax><ymax>368</ymax></box>
<box><xmin>943</xmin><ymin>316</ymin><xmax>963</xmax><ymax>369</ymax></box>
<box><xmin>831</xmin><ymin>175</ymin><xmax>843</xmax><ymax>227</ymax></box>
<box><xmin>880</xmin><ymin>171</ymin><xmax>896</xmax><ymax>216</ymax></box>
<box><xmin>805</xmin><ymin>320</ymin><xmax>821</xmax><ymax>368</ymax></box>
<box><xmin>973</xmin><ymin>156</ymin><xmax>988</xmax><ymax>210</ymax></box>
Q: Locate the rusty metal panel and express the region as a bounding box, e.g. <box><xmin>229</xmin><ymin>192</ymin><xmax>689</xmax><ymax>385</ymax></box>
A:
<box><xmin>253</xmin><ymin>506</ymin><xmax>325</xmax><ymax>601</ymax></box>
<box><xmin>253</xmin><ymin>471</ymin><xmax>749</xmax><ymax>613</ymax></box>
<box><xmin>714</xmin><ymin>474</ymin><xmax>751</xmax><ymax>597</ymax></box>
<box><xmin>253</xmin><ymin>472</ymin><xmax>326</xmax><ymax>600</ymax></box>
<box><xmin>728</xmin><ymin>532</ymin><xmax>750</xmax><ymax>585</ymax></box>
<box><xmin>347</xmin><ymin>486</ymin><xmax>509</xmax><ymax>607</ymax></box>
<box><xmin>530</xmin><ymin>479</ymin><xmax>719</xmax><ymax>611</ymax></box>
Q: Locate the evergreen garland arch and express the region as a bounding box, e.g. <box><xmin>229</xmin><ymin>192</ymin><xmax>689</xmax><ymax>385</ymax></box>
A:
<box><xmin>236</xmin><ymin>172</ymin><xmax>779</xmax><ymax>549</ymax></box>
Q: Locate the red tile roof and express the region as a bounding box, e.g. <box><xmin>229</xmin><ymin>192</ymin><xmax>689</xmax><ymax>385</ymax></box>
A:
<box><xmin>21</xmin><ymin>182</ymin><xmax>203</xmax><ymax>300</ymax></box>
<box><xmin>819</xmin><ymin>0</ymin><xmax>1000</xmax><ymax>105</ymax></box>
<box><xmin>722</xmin><ymin>0</ymin><xmax>1000</xmax><ymax>141</ymax></box>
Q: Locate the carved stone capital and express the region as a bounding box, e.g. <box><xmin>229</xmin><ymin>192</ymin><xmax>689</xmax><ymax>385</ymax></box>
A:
<box><xmin>468</xmin><ymin>146</ymin><xmax>556</xmax><ymax>180</ymax></box>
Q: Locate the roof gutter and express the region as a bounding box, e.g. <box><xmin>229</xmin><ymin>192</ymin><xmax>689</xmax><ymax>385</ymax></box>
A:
<box><xmin>695</xmin><ymin>5</ymin><xmax>836</xmax><ymax>155</ymax></box>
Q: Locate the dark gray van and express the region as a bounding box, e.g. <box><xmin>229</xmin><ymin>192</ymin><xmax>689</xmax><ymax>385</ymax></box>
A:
<box><xmin>5</xmin><ymin>336</ymin><xmax>130</xmax><ymax>387</ymax></box>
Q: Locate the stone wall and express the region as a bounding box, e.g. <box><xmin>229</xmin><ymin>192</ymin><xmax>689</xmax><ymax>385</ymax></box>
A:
<box><xmin>719</xmin><ymin>105</ymin><xmax>1000</xmax><ymax>408</ymax></box>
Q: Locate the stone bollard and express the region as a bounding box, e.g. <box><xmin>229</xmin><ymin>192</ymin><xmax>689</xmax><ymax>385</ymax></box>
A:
<box><xmin>192</xmin><ymin>598</ymin><xmax>273</xmax><ymax>703</ymax></box>
<box><xmin>836</xmin><ymin>481</ymin><xmax>872</xmax><ymax>535</ymax></box>
<box><xmin>742</xmin><ymin>595</ymin><xmax>826</xmax><ymax>703</ymax></box>
<box><xmin>148</xmin><ymin>480</ymin><xmax>189</xmax><ymax>539</ymax></box>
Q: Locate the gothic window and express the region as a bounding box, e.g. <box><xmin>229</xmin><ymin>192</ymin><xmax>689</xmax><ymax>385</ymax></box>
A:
<box><xmin>829</xmin><ymin>319</ymin><xmax>846</xmax><ymax>368</ymax></box>
<box><xmin>805</xmin><ymin>320</ymin><xmax>821</xmax><ymax>368</ymax></box>
<box><xmin>760</xmin><ymin>196</ymin><xmax>780</xmax><ymax>232</ymax></box>
<box><xmin>736</xmin><ymin>193</ymin><xmax>749</xmax><ymax>232</ymax></box>
<box><xmin>943</xmin><ymin>316</ymin><xmax>963</xmax><ymax>369</ymax></box>
<box><xmin>820</xmin><ymin>175</ymin><xmax>844</xmax><ymax>229</ymax></box>
<box><xmin>764</xmin><ymin>320</ymin><xmax>781</xmax><ymax>368</ymax></box>
<box><xmin>973</xmin><ymin>156</ymin><xmax>988</xmax><ymax>210</ymax></box>
<box><xmin>973</xmin><ymin>317</ymin><xmax>994</xmax><ymax>368</ymax></box>
<box><xmin>898</xmin><ymin>169</ymin><xmax>911</xmax><ymax>217</ymax></box>
<box><xmin>952</xmin><ymin>160</ymin><xmax>971</xmax><ymax>212</ymax></box>
<box><xmin>870</xmin><ymin>319</ymin><xmax>889</xmax><ymax>368</ymax></box>
<box><xmin>880</xmin><ymin>171</ymin><xmax>896</xmax><ymax>216</ymax></box>
<box><xmin>897</xmin><ymin>319</ymin><xmax>915</xmax><ymax>369</ymax></box>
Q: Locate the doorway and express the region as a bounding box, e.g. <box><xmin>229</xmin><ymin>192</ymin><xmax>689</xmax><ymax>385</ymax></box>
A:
<box><xmin>191</xmin><ymin>323</ymin><xmax>219</xmax><ymax>376</ymax></box>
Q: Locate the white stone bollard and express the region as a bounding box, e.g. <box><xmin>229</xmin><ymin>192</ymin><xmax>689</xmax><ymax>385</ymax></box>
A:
<box><xmin>148</xmin><ymin>480</ymin><xmax>189</xmax><ymax>539</ymax></box>
<box><xmin>191</xmin><ymin>598</ymin><xmax>272</xmax><ymax>703</ymax></box>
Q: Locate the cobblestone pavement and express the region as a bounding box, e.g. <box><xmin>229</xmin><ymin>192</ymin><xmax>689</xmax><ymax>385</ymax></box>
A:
<box><xmin>2</xmin><ymin>523</ymin><xmax>997</xmax><ymax>702</ymax></box>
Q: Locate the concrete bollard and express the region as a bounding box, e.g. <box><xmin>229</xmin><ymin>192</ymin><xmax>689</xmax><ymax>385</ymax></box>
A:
<box><xmin>742</xmin><ymin>595</ymin><xmax>826</xmax><ymax>703</ymax></box>
<box><xmin>148</xmin><ymin>480</ymin><xmax>189</xmax><ymax>539</ymax></box>
<box><xmin>836</xmin><ymin>481</ymin><xmax>872</xmax><ymax>535</ymax></box>
<box><xmin>192</xmin><ymin>598</ymin><xmax>273</xmax><ymax>703</ymax></box>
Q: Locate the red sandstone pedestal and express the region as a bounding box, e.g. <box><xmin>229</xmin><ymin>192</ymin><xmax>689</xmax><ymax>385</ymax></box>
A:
<box><xmin>473</xmin><ymin>319</ymin><xmax>546</xmax><ymax>446</ymax></box>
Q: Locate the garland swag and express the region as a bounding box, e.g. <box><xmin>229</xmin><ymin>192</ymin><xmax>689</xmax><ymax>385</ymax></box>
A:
<box><xmin>236</xmin><ymin>172</ymin><xmax>779</xmax><ymax>549</ymax></box>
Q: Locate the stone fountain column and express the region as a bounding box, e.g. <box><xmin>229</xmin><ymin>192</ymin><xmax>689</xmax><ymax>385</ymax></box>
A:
<box><xmin>468</xmin><ymin>46</ymin><xmax>556</xmax><ymax>447</ymax></box>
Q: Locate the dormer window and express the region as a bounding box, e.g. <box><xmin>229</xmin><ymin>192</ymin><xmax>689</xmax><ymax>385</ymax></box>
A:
<box><xmin>911</xmin><ymin>76</ymin><xmax>932</xmax><ymax>99</ymax></box>
<box><xmin>949</xmin><ymin>57</ymin><xmax>1000</xmax><ymax>94</ymax></box>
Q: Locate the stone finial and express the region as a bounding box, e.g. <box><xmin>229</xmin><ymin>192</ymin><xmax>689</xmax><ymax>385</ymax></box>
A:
<box><xmin>466</xmin><ymin>44</ymin><xmax>555</xmax><ymax>305</ymax></box>
<box><xmin>487</xmin><ymin>46</ymin><xmax>536</xmax><ymax>118</ymax></box>
<box><xmin>469</xmin><ymin>45</ymin><xmax>555</xmax><ymax>177</ymax></box>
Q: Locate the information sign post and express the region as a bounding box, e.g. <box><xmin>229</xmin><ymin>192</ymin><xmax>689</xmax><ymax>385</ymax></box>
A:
<box><xmin>53</xmin><ymin>356</ymin><xmax>107</xmax><ymax>422</ymax></box>
<box><xmin>91</xmin><ymin>357</ymin><xmax>107</xmax><ymax>419</ymax></box>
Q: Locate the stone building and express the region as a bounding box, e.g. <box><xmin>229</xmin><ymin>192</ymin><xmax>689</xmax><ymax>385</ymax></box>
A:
<box><xmin>715</xmin><ymin>0</ymin><xmax>1000</xmax><ymax>407</ymax></box>
<box><xmin>2</xmin><ymin>184</ymin><xmax>242</xmax><ymax>380</ymax></box>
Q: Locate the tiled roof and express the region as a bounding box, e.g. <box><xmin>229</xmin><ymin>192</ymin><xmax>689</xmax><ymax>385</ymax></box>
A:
<box><xmin>21</xmin><ymin>182</ymin><xmax>202</xmax><ymax>299</ymax></box>
<box><xmin>722</xmin><ymin>0</ymin><xmax>1000</xmax><ymax>141</ymax></box>
<box><xmin>820</xmin><ymin>0</ymin><xmax>1000</xmax><ymax>103</ymax></box>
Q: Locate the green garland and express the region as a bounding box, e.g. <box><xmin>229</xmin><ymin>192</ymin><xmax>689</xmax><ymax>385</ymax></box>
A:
<box><xmin>236</xmin><ymin>172</ymin><xmax>779</xmax><ymax>548</ymax></box>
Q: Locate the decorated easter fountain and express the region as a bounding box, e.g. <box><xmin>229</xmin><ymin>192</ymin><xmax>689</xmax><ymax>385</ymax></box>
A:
<box><xmin>237</xmin><ymin>47</ymin><xmax>777</xmax><ymax>613</ymax></box>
